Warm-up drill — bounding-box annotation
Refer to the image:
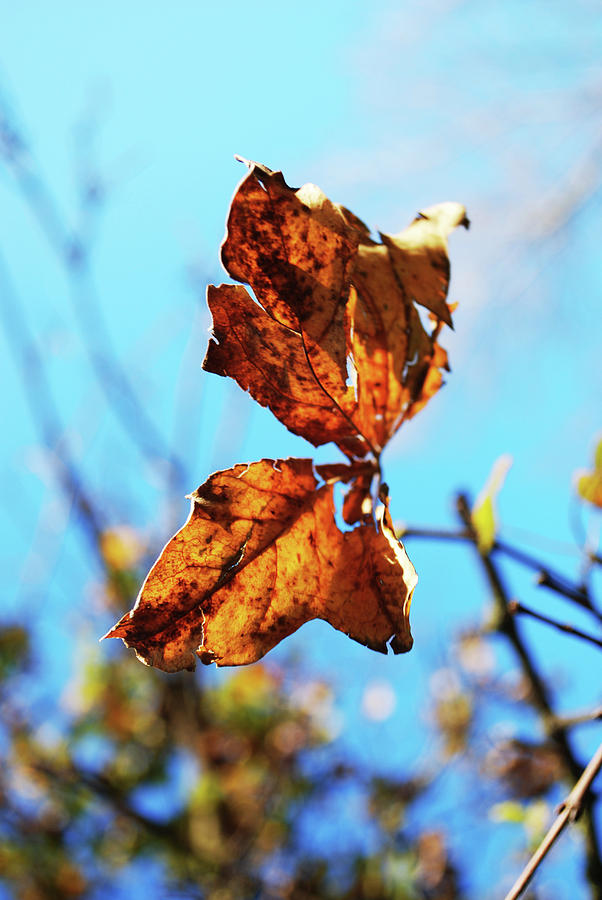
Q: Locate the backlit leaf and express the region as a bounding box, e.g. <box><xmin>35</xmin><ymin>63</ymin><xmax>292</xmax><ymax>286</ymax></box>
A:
<box><xmin>108</xmin><ymin>162</ymin><xmax>467</xmax><ymax>671</ymax></box>
<box><xmin>106</xmin><ymin>459</ymin><xmax>417</xmax><ymax>671</ymax></box>
<box><xmin>205</xmin><ymin>161</ymin><xmax>467</xmax><ymax>458</ymax></box>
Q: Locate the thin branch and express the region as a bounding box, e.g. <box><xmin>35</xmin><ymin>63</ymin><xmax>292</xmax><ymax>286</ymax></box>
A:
<box><xmin>455</xmin><ymin>493</ymin><xmax>602</xmax><ymax>895</ymax></box>
<box><xmin>494</xmin><ymin>538</ymin><xmax>580</xmax><ymax>584</ymax></box>
<box><xmin>0</xmin><ymin>251</ymin><xmax>137</xmax><ymax>610</ymax></box>
<box><xmin>550</xmin><ymin>706</ymin><xmax>602</xmax><ymax>731</ymax></box>
<box><xmin>535</xmin><ymin>569</ymin><xmax>600</xmax><ymax>619</ymax></box>
<box><xmin>496</xmin><ymin>543</ymin><xmax>600</xmax><ymax>620</ymax></box>
<box><xmin>401</xmin><ymin>524</ymin><xmax>601</xmax><ymax>621</ymax></box>
<box><xmin>508</xmin><ymin>600</ymin><xmax>602</xmax><ymax>650</ymax></box>
<box><xmin>0</xmin><ymin>94</ymin><xmax>187</xmax><ymax>489</ymax></box>
<box><xmin>399</xmin><ymin>525</ymin><xmax>471</xmax><ymax>542</ymax></box>
<box><xmin>503</xmin><ymin>741</ymin><xmax>602</xmax><ymax>900</ymax></box>
<box><xmin>0</xmin><ymin>250</ymin><xmax>104</xmax><ymax>549</ymax></box>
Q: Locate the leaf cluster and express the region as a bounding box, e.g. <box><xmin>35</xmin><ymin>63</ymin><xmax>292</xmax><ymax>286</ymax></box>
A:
<box><xmin>107</xmin><ymin>161</ymin><xmax>468</xmax><ymax>671</ymax></box>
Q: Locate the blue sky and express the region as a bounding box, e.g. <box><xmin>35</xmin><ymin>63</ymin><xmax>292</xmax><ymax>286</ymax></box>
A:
<box><xmin>1</xmin><ymin>2</ymin><xmax>601</xmax><ymax>897</ymax></box>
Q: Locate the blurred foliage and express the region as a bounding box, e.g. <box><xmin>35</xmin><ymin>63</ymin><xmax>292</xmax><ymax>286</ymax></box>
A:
<box><xmin>0</xmin><ymin>447</ymin><xmax>600</xmax><ymax>897</ymax></box>
<box><xmin>484</xmin><ymin>740</ymin><xmax>564</xmax><ymax>800</ymax></box>
<box><xmin>575</xmin><ymin>438</ymin><xmax>602</xmax><ymax>510</ymax></box>
<box><xmin>1</xmin><ymin>46</ymin><xmax>601</xmax><ymax>894</ymax></box>
<box><xmin>1</xmin><ymin>485</ymin><xmax>600</xmax><ymax>899</ymax></box>
<box><xmin>0</xmin><ymin>603</ymin><xmax>469</xmax><ymax>900</ymax></box>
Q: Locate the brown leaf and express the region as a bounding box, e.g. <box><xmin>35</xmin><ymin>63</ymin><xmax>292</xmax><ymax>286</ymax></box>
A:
<box><xmin>204</xmin><ymin>284</ymin><xmax>368</xmax><ymax>460</ymax></box>
<box><xmin>380</xmin><ymin>202</ymin><xmax>469</xmax><ymax>327</ymax></box>
<box><xmin>342</xmin><ymin>472</ymin><xmax>375</xmax><ymax>526</ymax></box>
<box><xmin>204</xmin><ymin>161</ymin><xmax>467</xmax><ymax>457</ymax></box>
<box><xmin>105</xmin><ymin>459</ymin><xmax>416</xmax><ymax>671</ymax></box>
<box><xmin>106</xmin><ymin>162</ymin><xmax>467</xmax><ymax>672</ymax></box>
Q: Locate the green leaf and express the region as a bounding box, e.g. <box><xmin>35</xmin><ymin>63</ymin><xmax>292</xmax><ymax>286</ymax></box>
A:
<box><xmin>471</xmin><ymin>455</ymin><xmax>512</xmax><ymax>552</ymax></box>
<box><xmin>489</xmin><ymin>800</ymin><xmax>525</xmax><ymax>824</ymax></box>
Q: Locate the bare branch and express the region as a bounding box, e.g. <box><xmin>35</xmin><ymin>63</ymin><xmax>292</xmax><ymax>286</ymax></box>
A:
<box><xmin>401</xmin><ymin>524</ymin><xmax>601</xmax><ymax>621</ymax></box>
<box><xmin>455</xmin><ymin>493</ymin><xmax>602</xmax><ymax>894</ymax></box>
<box><xmin>508</xmin><ymin>600</ymin><xmax>602</xmax><ymax>650</ymax></box>
<box><xmin>503</xmin><ymin>742</ymin><xmax>602</xmax><ymax>900</ymax></box>
<box><xmin>398</xmin><ymin>525</ymin><xmax>471</xmax><ymax>542</ymax></box>
<box><xmin>0</xmin><ymin>251</ymin><xmax>137</xmax><ymax>609</ymax></box>
<box><xmin>550</xmin><ymin>706</ymin><xmax>602</xmax><ymax>731</ymax></box>
<box><xmin>535</xmin><ymin>570</ymin><xmax>600</xmax><ymax>620</ymax></box>
<box><xmin>0</xmin><ymin>91</ymin><xmax>187</xmax><ymax>490</ymax></box>
<box><xmin>0</xmin><ymin>250</ymin><xmax>104</xmax><ymax>549</ymax></box>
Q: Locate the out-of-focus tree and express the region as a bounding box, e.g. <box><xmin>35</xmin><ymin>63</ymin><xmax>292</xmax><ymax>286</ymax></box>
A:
<box><xmin>1</xmin><ymin>3</ymin><xmax>602</xmax><ymax>896</ymax></box>
<box><xmin>0</xmin><ymin>616</ymin><xmax>465</xmax><ymax>899</ymax></box>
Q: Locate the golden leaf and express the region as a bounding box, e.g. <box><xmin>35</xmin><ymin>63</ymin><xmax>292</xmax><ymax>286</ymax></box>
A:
<box><xmin>205</xmin><ymin>161</ymin><xmax>467</xmax><ymax>458</ymax></box>
<box><xmin>107</xmin><ymin>162</ymin><xmax>467</xmax><ymax>671</ymax></box>
<box><xmin>105</xmin><ymin>459</ymin><xmax>416</xmax><ymax>671</ymax></box>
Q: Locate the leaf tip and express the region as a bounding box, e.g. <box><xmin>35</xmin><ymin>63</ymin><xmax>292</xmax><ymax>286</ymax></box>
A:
<box><xmin>390</xmin><ymin>632</ymin><xmax>414</xmax><ymax>654</ymax></box>
<box><xmin>99</xmin><ymin>617</ymin><xmax>127</xmax><ymax>642</ymax></box>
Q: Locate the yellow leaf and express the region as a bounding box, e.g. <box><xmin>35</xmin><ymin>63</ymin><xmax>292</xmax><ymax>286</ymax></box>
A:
<box><xmin>575</xmin><ymin>435</ymin><xmax>602</xmax><ymax>509</ymax></box>
<box><xmin>99</xmin><ymin>526</ymin><xmax>144</xmax><ymax>571</ymax></box>
<box><xmin>471</xmin><ymin>455</ymin><xmax>513</xmax><ymax>552</ymax></box>
<box><xmin>489</xmin><ymin>800</ymin><xmax>525</xmax><ymax>824</ymax></box>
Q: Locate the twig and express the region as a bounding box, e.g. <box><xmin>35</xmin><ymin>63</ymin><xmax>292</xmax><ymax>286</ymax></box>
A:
<box><xmin>0</xmin><ymin>250</ymin><xmax>138</xmax><ymax>611</ymax></box>
<box><xmin>401</xmin><ymin>525</ymin><xmax>601</xmax><ymax>620</ymax></box>
<box><xmin>0</xmin><ymin>96</ymin><xmax>186</xmax><ymax>489</ymax></box>
<box><xmin>550</xmin><ymin>706</ymin><xmax>602</xmax><ymax>731</ymax></box>
<box><xmin>503</xmin><ymin>741</ymin><xmax>602</xmax><ymax>900</ymax></box>
<box><xmin>508</xmin><ymin>600</ymin><xmax>602</xmax><ymax>650</ymax></box>
<box><xmin>535</xmin><ymin>570</ymin><xmax>600</xmax><ymax>619</ymax></box>
<box><xmin>0</xmin><ymin>250</ymin><xmax>104</xmax><ymax>549</ymax></box>
<box><xmin>456</xmin><ymin>493</ymin><xmax>602</xmax><ymax>895</ymax></box>
<box><xmin>487</xmin><ymin>540</ymin><xmax>598</xmax><ymax>620</ymax></box>
<box><xmin>493</xmin><ymin>538</ymin><xmax>577</xmax><ymax>573</ymax></box>
<box><xmin>398</xmin><ymin>525</ymin><xmax>471</xmax><ymax>542</ymax></box>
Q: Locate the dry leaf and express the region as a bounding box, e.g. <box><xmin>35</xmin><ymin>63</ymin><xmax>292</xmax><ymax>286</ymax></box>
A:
<box><xmin>105</xmin><ymin>459</ymin><xmax>416</xmax><ymax>670</ymax></box>
<box><xmin>205</xmin><ymin>284</ymin><xmax>367</xmax><ymax>459</ymax></box>
<box><xmin>107</xmin><ymin>161</ymin><xmax>467</xmax><ymax>672</ymax></box>
<box><xmin>204</xmin><ymin>161</ymin><xmax>468</xmax><ymax>458</ymax></box>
